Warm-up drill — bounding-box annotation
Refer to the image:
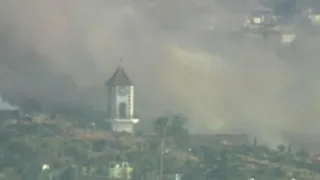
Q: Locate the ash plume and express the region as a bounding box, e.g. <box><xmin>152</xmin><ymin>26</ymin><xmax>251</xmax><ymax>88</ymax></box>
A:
<box><xmin>0</xmin><ymin>0</ymin><xmax>320</xmax><ymax>146</ymax></box>
<box><xmin>0</xmin><ymin>95</ymin><xmax>18</xmax><ymax>110</ymax></box>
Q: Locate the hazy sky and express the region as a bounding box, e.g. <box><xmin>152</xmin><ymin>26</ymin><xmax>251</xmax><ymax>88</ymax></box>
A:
<box><xmin>0</xmin><ymin>0</ymin><xmax>319</xmax><ymax>146</ymax></box>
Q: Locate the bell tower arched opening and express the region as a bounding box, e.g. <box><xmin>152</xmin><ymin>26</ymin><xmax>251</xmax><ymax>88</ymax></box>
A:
<box><xmin>119</xmin><ymin>102</ymin><xmax>127</xmax><ymax>118</ymax></box>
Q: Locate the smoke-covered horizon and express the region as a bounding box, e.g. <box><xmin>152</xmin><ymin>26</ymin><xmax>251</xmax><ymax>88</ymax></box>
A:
<box><xmin>0</xmin><ymin>0</ymin><xmax>320</xmax><ymax>147</ymax></box>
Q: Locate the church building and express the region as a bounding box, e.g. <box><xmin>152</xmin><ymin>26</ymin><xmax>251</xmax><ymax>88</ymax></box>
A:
<box><xmin>105</xmin><ymin>65</ymin><xmax>139</xmax><ymax>133</ymax></box>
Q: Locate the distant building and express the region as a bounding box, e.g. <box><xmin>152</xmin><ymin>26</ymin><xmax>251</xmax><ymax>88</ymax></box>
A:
<box><xmin>145</xmin><ymin>172</ymin><xmax>182</xmax><ymax>180</ymax></box>
<box><xmin>306</xmin><ymin>8</ymin><xmax>320</xmax><ymax>26</ymax></box>
<box><xmin>243</xmin><ymin>9</ymin><xmax>278</xmax><ymax>27</ymax></box>
<box><xmin>283</xmin><ymin>132</ymin><xmax>320</xmax><ymax>153</ymax></box>
<box><xmin>0</xmin><ymin>109</ymin><xmax>20</xmax><ymax>121</ymax></box>
<box><xmin>108</xmin><ymin>162</ymin><xmax>133</xmax><ymax>180</ymax></box>
<box><xmin>242</xmin><ymin>8</ymin><xmax>280</xmax><ymax>36</ymax></box>
<box><xmin>105</xmin><ymin>64</ymin><xmax>139</xmax><ymax>133</ymax></box>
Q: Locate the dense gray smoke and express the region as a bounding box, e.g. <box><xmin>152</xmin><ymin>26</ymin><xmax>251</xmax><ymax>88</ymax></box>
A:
<box><xmin>0</xmin><ymin>0</ymin><xmax>320</xmax><ymax>146</ymax></box>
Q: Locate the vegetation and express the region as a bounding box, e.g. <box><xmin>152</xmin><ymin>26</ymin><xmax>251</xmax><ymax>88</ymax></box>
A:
<box><xmin>0</xmin><ymin>113</ymin><xmax>320</xmax><ymax>180</ymax></box>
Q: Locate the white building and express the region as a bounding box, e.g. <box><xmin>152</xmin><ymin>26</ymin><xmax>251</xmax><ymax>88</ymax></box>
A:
<box><xmin>105</xmin><ymin>65</ymin><xmax>139</xmax><ymax>133</ymax></box>
<box><xmin>307</xmin><ymin>8</ymin><xmax>320</xmax><ymax>26</ymax></box>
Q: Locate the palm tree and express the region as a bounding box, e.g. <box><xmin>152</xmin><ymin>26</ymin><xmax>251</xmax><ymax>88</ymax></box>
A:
<box><xmin>154</xmin><ymin>116</ymin><xmax>168</xmax><ymax>180</ymax></box>
<box><xmin>153</xmin><ymin>116</ymin><xmax>168</xmax><ymax>137</ymax></box>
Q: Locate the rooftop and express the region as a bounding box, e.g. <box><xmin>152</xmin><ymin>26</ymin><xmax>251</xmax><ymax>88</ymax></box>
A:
<box><xmin>190</xmin><ymin>133</ymin><xmax>250</xmax><ymax>147</ymax></box>
<box><xmin>105</xmin><ymin>65</ymin><xmax>133</xmax><ymax>87</ymax></box>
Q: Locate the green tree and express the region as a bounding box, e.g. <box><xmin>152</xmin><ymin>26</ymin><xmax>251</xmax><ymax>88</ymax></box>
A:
<box><xmin>154</xmin><ymin>114</ymin><xmax>190</xmax><ymax>150</ymax></box>
<box><xmin>2</xmin><ymin>167</ymin><xmax>21</xmax><ymax>180</ymax></box>
<box><xmin>277</xmin><ymin>144</ymin><xmax>286</xmax><ymax>153</ymax></box>
<box><xmin>167</xmin><ymin>115</ymin><xmax>190</xmax><ymax>150</ymax></box>
<box><xmin>181</xmin><ymin>160</ymin><xmax>206</xmax><ymax>180</ymax></box>
<box><xmin>128</xmin><ymin>140</ymin><xmax>158</xmax><ymax>180</ymax></box>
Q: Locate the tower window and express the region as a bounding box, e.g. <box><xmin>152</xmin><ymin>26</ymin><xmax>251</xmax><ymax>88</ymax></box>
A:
<box><xmin>119</xmin><ymin>102</ymin><xmax>127</xmax><ymax>118</ymax></box>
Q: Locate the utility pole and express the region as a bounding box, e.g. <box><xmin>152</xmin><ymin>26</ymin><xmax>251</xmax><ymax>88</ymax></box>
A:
<box><xmin>159</xmin><ymin>126</ymin><xmax>166</xmax><ymax>180</ymax></box>
<box><xmin>159</xmin><ymin>115</ymin><xmax>170</xmax><ymax>180</ymax></box>
<box><xmin>220</xmin><ymin>149</ymin><xmax>228</xmax><ymax>180</ymax></box>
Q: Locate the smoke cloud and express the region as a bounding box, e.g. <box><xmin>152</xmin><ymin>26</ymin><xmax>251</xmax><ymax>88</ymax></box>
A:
<box><xmin>0</xmin><ymin>0</ymin><xmax>320</xmax><ymax>146</ymax></box>
<box><xmin>0</xmin><ymin>95</ymin><xmax>18</xmax><ymax>110</ymax></box>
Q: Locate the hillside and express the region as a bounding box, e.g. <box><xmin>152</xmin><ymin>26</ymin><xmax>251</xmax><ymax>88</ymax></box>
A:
<box><xmin>0</xmin><ymin>114</ymin><xmax>320</xmax><ymax>180</ymax></box>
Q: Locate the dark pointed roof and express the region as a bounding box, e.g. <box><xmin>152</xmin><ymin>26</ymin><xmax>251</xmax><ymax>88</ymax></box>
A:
<box><xmin>105</xmin><ymin>65</ymin><xmax>133</xmax><ymax>86</ymax></box>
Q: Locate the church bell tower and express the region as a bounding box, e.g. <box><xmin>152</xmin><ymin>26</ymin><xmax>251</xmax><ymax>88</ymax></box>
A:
<box><xmin>105</xmin><ymin>63</ymin><xmax>139</xmax><ymax>133</ymax></box>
